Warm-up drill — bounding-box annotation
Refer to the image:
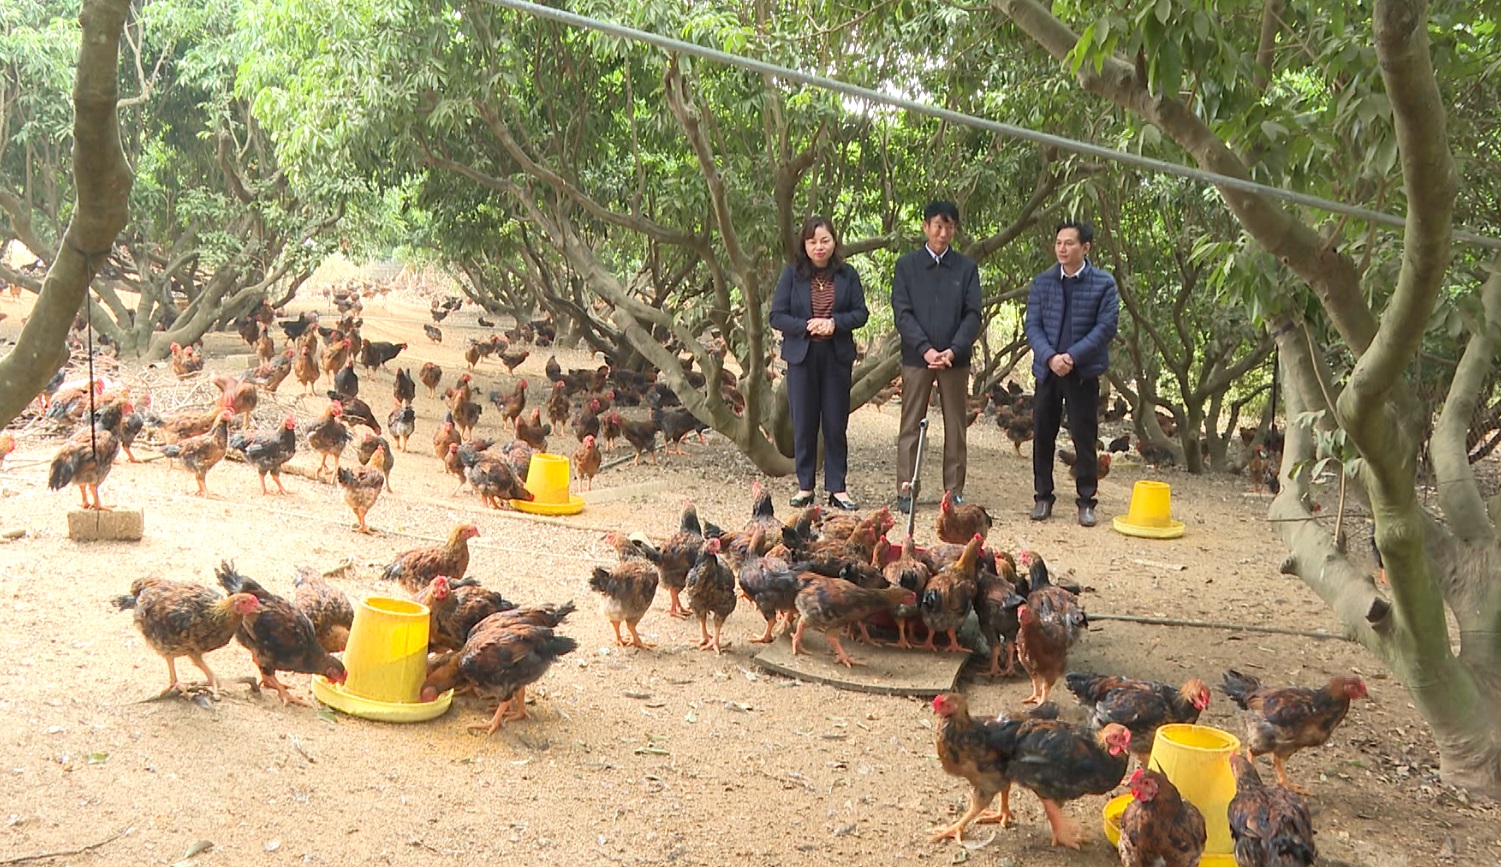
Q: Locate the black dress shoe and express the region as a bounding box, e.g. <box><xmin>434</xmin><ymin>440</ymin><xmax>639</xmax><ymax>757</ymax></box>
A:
<box><xmin>1078</xmin><ymin>505</ymin><xmax>1097</xmax><ymax>527</ymax></box>
<box><xmin>1029</xmin><ymin>500</ymin><xmax>1053</xmax><ymax>521</ymax></box>
<box><xmin>790</xmin><ymin>491</ymin><xmax>814</xmax><ymax>508</ymax></box>
<box><xmin>894</xmin><ymin>495</ymin><xmax>912</xmax><ymax>514</ymax></box>
<box><xmin>828</xmin><ymin>493</ymin><xmax>859</xmax><ymax>511</ymax></box>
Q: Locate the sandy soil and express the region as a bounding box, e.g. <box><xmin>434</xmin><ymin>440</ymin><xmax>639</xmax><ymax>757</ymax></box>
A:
<box><xmin>0</xmin><ymin>291</ymin><xmax>1496</xmax><ymax>867</ymax></box>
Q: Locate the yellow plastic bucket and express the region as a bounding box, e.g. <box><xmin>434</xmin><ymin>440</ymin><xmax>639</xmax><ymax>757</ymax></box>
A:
<box><xmin>1148</xmin><ymin>723</ymin><xmax>1242</xmax><ymax>854</ymax></box>
<box><xmin>342</xmin><ymin>596</ymin><xmax>431</xmax><ymax>704</ymax></box>
<box><xmin>1113</xmin><ymin>480</ymin><xmax>1185</xmax><ymax>538</ymax></box>
<box><xmin>512</xmin><ymin>452</ymin><xmax>584</xmax><ymax>515</ymax></box>
<box><xmin>529</xmin><ymin>453</ymin><xmax>571</xmax><ymax>504</ymax></box>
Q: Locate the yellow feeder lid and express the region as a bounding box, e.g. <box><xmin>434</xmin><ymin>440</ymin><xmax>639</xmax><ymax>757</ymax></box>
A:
<box><xmin>312</xmin><ymin>676</ymin><xmax>454</xmax><ymax>723</ymax></box>
<box><xmin>512</xmin><ymin>495</ymin><xmax>586</xmax><ymax>515</ymax></box>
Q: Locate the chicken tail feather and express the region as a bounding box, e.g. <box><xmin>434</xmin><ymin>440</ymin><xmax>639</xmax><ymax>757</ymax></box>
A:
<box><xmin>1221</xmin><ymin>669</ymin><xmax>1262</xmax><ymax>709</ymax></box>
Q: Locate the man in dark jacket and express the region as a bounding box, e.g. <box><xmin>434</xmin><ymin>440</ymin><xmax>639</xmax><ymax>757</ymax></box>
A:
<box><xmin>891</xmin><ymin>201</ymin><xmax>983</xmax><ymax>513</ymax></box>
<box><xmin>1024</xmin><ymin>220</ymin><xmax>1120</xmax><ymax>527</ymax></box>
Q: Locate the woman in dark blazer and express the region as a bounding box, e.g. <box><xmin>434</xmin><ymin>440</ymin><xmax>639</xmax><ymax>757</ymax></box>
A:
<box><xmin>769</xmin><ymin>216</ymin><xmax>869</xmax><ymax>510</ymax></box>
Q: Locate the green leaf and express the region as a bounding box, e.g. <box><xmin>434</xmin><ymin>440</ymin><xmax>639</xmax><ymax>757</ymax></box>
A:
<box><xmin>1155</xmin><ymin>0</ymin><xmax>1171</xmax><ymax>25</ymax></box>
<box><xmin>85</xmin><ymin>752</ymin><xmax>109</xmax><ymax>764</ymax></box>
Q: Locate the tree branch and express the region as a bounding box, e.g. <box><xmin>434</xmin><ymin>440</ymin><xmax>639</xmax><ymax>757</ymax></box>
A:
<box><xmin>0</xmin><ymin>0</ymin><xmax>134</xmax><ymax>428</ymax></box>
<box><xmin>1431</xmin><ymin>261</ymin><xmax>1501</xmax><ymax>543</ymax></box>
<box><xmin>994</xmin><ymin>0</ymin><xmax>1378</xmax><ymax>355</ymax></box>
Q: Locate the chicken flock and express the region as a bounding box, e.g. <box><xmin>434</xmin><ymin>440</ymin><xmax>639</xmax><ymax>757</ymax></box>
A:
<box><xmin>13</xmin><ymin>292</ymin><xmax>1356</xmax><ymax>866</ymax></box>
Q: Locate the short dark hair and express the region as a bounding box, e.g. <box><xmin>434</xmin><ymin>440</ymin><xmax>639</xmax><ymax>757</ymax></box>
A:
<box><xmin>924</xmin><ymin>200</ymin><xmax>960</xmax><ymax>224</ymax></box>
<box><xmin>1055</xmin><ymin>220</ymin><xmax>1094</xmax><ymax>245</ymax></box>
<box><xmin>792</xmin><ymin>215</ymin><xmax>844</xmax><ymax>279</ymax></box>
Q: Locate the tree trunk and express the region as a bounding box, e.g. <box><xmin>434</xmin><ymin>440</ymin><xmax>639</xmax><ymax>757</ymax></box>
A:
<box><xmin>0</xmin><ymin>0</ymin><xmax>133</xmax><ymax>428</ymax></box>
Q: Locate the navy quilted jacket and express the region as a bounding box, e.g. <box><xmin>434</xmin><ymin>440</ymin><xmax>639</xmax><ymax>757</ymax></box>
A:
<box><xmin>1024</xmin><ymin>262</ymin><xmax>1120</xmax><ymax>381</ymax></box>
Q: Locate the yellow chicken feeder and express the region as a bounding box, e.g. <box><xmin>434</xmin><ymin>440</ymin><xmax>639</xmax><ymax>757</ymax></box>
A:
<box><xmin>1112</xmin><ymin>480</ymin><xmax>1185</xmax><ymax>539</ymax></box>
<box><xmin>512</xmin><ymin>451</ymin><xmax>584</xmax><ymax>515</ymax></box>
<box><xmin>312</xmin><ymin>596</ymin><xmax>452</xmax><ymax>723</ymax></box>
<box><xmin>1153</xmin><ymin>724</ymin><xmax>1241</xmax><ymax>854</ymax></box>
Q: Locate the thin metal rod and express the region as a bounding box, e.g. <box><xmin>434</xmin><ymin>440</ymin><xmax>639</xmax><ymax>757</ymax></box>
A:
<box><xmin>478</xmin><ymin>0</ymin><xmax>1501</xmax><ymax>252</ymax></box>
<box><xmin>1090</xmin><ymin>612</ymin><xmax>1352</xmax><ymax>641</ymax></box>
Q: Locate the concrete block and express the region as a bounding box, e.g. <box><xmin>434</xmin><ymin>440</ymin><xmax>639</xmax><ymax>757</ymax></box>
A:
<box><xmin>67</xmin><ymin>509</ymin><xmax>144</xmax><ymax>541</ymax></box>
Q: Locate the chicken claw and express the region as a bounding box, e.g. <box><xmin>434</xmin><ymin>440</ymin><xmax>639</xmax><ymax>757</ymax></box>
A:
<box><xmin>1039</xmin><ymin>799</ymin><xmax>1082</xmax><ymax>849</ymax></box>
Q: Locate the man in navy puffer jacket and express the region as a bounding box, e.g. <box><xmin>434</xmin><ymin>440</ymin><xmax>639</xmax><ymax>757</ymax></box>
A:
<box><xmin>1023</xmin><ymin>220</ymin><xmax>1119</xmax><ymax>527</ymax></box>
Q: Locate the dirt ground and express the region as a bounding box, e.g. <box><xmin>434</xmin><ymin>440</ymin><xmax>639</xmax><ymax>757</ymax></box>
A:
<box><xmin>0</xmin><ymin>290</ymin><xmax>1497</xmax><ymax>867</ymax></box>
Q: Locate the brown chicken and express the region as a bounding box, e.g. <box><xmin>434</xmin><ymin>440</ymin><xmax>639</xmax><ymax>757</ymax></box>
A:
<box><xmin>792</xmin><ymin>577</ymin><xmax>914</xmax><ymax>667</ymax></box>
<box><xmin>432</xmin><ymin>417</ymin><xmax>460</xmax><ymax>460</ymax></box>
<box><xmin>357</xmin><ymin>432</ymin><xmax>396</xmax><ymax>492</ymax></box>
<box><xmin>573</xmin><ymin>434</ymin><xmax>602</xmax><ymax>491</ymax></box>
<box><xmin>1221</xmin><ymin>670</ymin><xmax>1369</xmax><ymax>793</ymax></box>
<box><xmin>500</xmin><ymin>379</ymin><xmax>527</xmax><ymax>429</ymax></box>
<box><xmin>590</xmin><ymin>555</ymin><xmax>659</xmax><ymax>649</ymax></box>
<box><xmin>211</xmin><ymin>374</ymin><xmax>258</xmax><ymax>429</ymax></box>
<box><xmin>228</xmin><ymin>414</ymin><xmax>299</xmax><ymax>495</ymax></box>
<box><xmin>387</xmin><ymin>402</ymin><xmax>415</xmax><ymax>452</ymax></box>
<box><xmin>293</xmin><ymin>568</ymin><xmax>354</xmax><ymax>653</ymax></box>
<box><xmin>639</xmin><ymin>500</ymin><xmax>707</xmax><ymax>619</ymax></box>
<box><xmin>1136</xmin><ymin>438</ymin><xmax>1177</xmax><ymax>468</ymax></box>
<box><xmin>974</xmin><ymin>553</ymin><xmax>1025</xmax><ymax>676</ymax></box>
<box><xmin>393</xmin><ymin>367</ymin><xmax>416</xmax><ymax>404</ymax></box>
<box><xmin>217</xmin><ymin>562</ymin><xmax>347</xmax><ymax>705</ymax></box>
<box><xmin>170</xmin><ymin>341</ymin><xmax>203</xmax><ymax>379</ymax></box>
<box><xmin>1228</xmin><ymin>752</ymin><xmax>1318</xmax><ymax>866</ymax></box>
<box><xmin>919</xmin><ymin>534</ymin><xmax>982</xmax><ymax>653</ymax></box>
<box><xmin>499</xmin><ymin>347</ymin><xmax>529</xmax><ymax>374</ymax></box>
<box><xmin>382</xmin><ymin>523</ymin><xmax>481</xmax><ymax>594</ymax></box>
<box><xmin>320</xmin><ymin>337</ymin><xmax>351</xmax><ymax>384</ymax></box>
<box><xmin>422</xmin><ymin>576</ymin><xmax>517</xmax><ymax>652</ymax></box>
<box><xmin>47</xmin><ymin>399</ymin><xmax>128</xmax><ymax>510</ymax></box>
<box><xmin>1000</xmin><ymin>407</ymin><xmax>1034</xmax><ymax>455</ymax></box>
<box><xmin>466</xmin><ymin>451</ymin><xmax>534</xmax><ymax>508</ymax></box>
<box><xmin>113</xmin><ymin>577</ymin><xmax>261</xmax><ymax>697</ymax></box>
<box><xmin>161</xmin><ymin>409</ymin><xmax>234</xmax><ymax>496</ymax></box>
<box><xmin>684</xmin><ymin>537</ymin><xmax>736</xmax><ymax>654</ymax></box>
<box><xmin>600</xmin><ymin>410</ymin><xmax>622</xmax><ymax>451</ymax></box>
<box><xmin>545</xmin><ymin>380</ymin><xmax>570</xmax><ymax>427</ymax></box>
<box><xmin>737</xmin><ymin>531</ymin><xmax>800</xmax><ymax>644</ymax></box>
<box><xmin>618</xmin><ymin>413</ymin><xmax>660</xmax><ymax>466</ymax></box>
<box><xmin>1065</xmin><ymin>673</ymin><xmax>1211</xmax><ymax>764</ymax></box>
<box><xmin>1061</xmin><ymin>447</ymin><xmax>1113</xmax><ymax>481</ymax></box>
<box><xmin>1118</xmin><ymin>767</ymin><xmax>1207</xmax><ymax>867</ymax></box>
<box><xmin>451</xmin><ymin>391</ymin><xmax>482</xmax><ymax>440</ymax></box>
<box><xmin>1017</xmin><ymin>603</ymin><xmax>1071</xmax><ymax>705</ymax></box>
<box><xmin>572</xmin><ymin>398</ymin><xmax>601</xmax><ymax>442</ymax></box>
<box><xmin>652</xmin><ymin>406</ymin><xmax>709</xmax><ymax>455</ymax></box>
<box><xmin>293</xmin><ymin>340</ymin><xmax>320</xmax><ymax>394</ymax></box>
<box><xmin>929</xmin><ymin>692</ymin><xmax>1031</xmax><ymax>843</ymax></box>
<box><xmin>336</xmin><ymin>445</ymin><xmax>385</xmax><ymax>533</ymax></box>
<box><xmin>1247</xmin><ymin>444</ymin><xmax>1271</xmax><ymax>493</ymax></box>
<box><xmin>246</xmin><ymin>349</ymin><xmax>295</xmax><ymax>394</ymax></box>
<box><xmin>935</xmin><ymin>491</ymin><xmax>992</xmax><ymax>544</ymax></box>
<box><xmin>255</xmin><ymin>323</ymin><xmax>275</xmax><ymax>363</ymax></box>
<box><xmin>1017</xmin><ymin>550</ymin><xmax>1090</xmax><ymax>645</ymax></box>
<box><xmin>306</xmin><ymin>401</ymin><xmax>352</xmax><ymax>477</ymax></box>
<box><xmin>516</xmin><ymin>407</ymin><xmax>550</xmax><ymax>450</ymax></box>
<box><xmin>883</xmin><ymin>535</ymin><xmax>932</xmax><ymax>649</ymax></box>
<box><xmin>419</xmin><ymin>361</ymin><xmax>443</xmax><ymax>398</ymax></box>
<box><xmin>0</xmin><ymin>432</ymin><xmax>14</xmax><ymax>468</ymax></box>
<box><xmin>1005</xmin><ymin>718</ymin><xmax>1133</xmax><ymax>849</ymax></box>
<box><xmin>420</xmin><ymin>615</ymin><xmax>577</xmax><ymax>735</ymax></box>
